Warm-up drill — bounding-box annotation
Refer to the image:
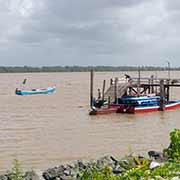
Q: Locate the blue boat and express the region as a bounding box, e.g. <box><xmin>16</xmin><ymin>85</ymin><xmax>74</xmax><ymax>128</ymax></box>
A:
<box><xmin>15</xmin><ymin>86</ymin><xmax>56</xmax><ymax>95</ymax></box>
<box><xmin>118</xmin><ymin>95</ymin><xmax>161</xmax><ymax>106</ymax></box>
<box><xmin>116</xmin><ymin>95</ymin><xmax>180</xmax><ymax>113</ymax></box>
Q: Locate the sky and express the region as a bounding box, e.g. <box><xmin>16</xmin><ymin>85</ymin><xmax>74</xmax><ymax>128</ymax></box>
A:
<box><xmin>0</xmin><ymin>0</ymin><xmax>180</xmax><ymax>67</ymax></box>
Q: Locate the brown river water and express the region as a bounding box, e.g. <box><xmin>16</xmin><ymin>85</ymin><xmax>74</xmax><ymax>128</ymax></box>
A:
<box><xmin>0</xmin><ymin>71</ymin><xmax>180</xmax><ymax>172</ymax></box>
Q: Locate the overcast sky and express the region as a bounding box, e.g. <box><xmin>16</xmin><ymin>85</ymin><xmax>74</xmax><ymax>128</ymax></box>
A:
<box><xmin>0</xmin><ymin>0</ymin><xmax>180</xmax><ymax>67</ymax></box>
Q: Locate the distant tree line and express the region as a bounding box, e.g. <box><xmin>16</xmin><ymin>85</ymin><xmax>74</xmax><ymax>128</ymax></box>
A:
<box><xmin>0</xmin><ymin>66</ymin><xmax>179</xmax><ymax>73</ymax></box>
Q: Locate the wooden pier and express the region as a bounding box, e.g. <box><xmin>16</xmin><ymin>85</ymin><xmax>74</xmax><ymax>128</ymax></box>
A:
<box><xmin>90</xmin><ymin>69</ymin><xmax>180</xmax><ymax>112</ymax></box>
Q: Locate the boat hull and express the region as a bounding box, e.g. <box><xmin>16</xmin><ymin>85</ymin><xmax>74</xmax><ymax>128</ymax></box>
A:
<box><xmin>89</xmin><ymin>107</ymin><xmax>118</xmax><ymax>115</ymax></box>
<box><xmin>117</xmin><ymin>101</ymin><xmax>180</xmax><ymax>113</ymax></box>
<box><xmin>15</xmin><ymin>86</ymin><xmax>56</xmax><ymax>95</ymax></box>
<box><xmin>89</xmin><ymin>101</ymin><xmax>180</xmax><ymax>115</ymax></box>
<box><xmin>89</xmin><ymin>104</ymin><xmax>121</xmax><ymax>115</ymax></box>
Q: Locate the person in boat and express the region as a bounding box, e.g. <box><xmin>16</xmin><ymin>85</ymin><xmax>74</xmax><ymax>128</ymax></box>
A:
<box><xmin>124</xmin><ymin>74</ymin><xmax>131</xmax><ymax>82</ymax></box>
<box><xmin>15</xmin><ymin>88</ymin><xmax>20</xmax><ymax>93</ymax></box>
<box><xmin>93</xmin><ymin>89</ymin><xmax>104</xmax><ymax>108</ymax></box>
<box><xmin>97</xmin><ymin>89</ymin><xmax>101</xmax><ymax>100</ymax></box>
<box><xmin>124</xmin><ymin>74</ymin><xmax>131</xmax><ymax>79</ymax></box>
<box><xmin>110</xmin><ymin>78</ymin><xmax>114</xmax><ymax>85</ymax></box>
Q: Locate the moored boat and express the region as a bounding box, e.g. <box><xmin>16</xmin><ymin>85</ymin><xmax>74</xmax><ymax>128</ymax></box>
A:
<box><xmin>89</xmin><ymin>95</ymin><xmax>180</xmax><ymax>115</ymax></box>
<box><xmin>116</xmin><ymin>96</ymin><xmax>180</xmax><ymax>113</ymax></box>
<box><xmin>15</xmin><ymin>86</ymin><xmax>56</xmax><ymax>95</ymax></box>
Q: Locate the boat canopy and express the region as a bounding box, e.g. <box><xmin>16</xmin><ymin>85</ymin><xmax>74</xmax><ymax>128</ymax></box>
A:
<box><xmin>118</xmin><ymin>96</ymin><xmax>161</xmax><ymax>106</ymax></box>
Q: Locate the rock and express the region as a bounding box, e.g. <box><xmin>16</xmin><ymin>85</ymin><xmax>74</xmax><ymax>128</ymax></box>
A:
<box><xmin>59</xmin><ymin>175</ymin><xmax>72</xmax><ymax>180</ymax></box>
<box><xmin>149</xmin><ymin>161</ymin><xmax>161</xmax><ymax>169</ymax></box>
<box><xmin>112</xmin><ymin>169</ymin><xmax>123</xmax><ymax>174</ymax></box>
<box><xmin>110</xmin><ymin>156</ymin><xmax>118</xmax><ymax>165</ymax></box>
<box><xmin>118</xmin><ymin>155</ymin><xmax>137</xmax><ymax>170</ymax></box>
<box><xmin>112</xmin><ymin>164</ymin><xmax>125</xmax><ymax>174</ymax></box>
<box><xmin>42</xmin><ymin>165</ymin><xmax>65</xmax><ymax>180</ymax></box>
<box><xmin>77</xmin><ymin>160</ymin><xmax>86</xmax><ymax>170</ymax></box>
<box><xmin>96</xmin><ymin>156</ymin><xmax>114</xmax><ymax>168</ymax></box>
<box><xmin>171</xmin><ymin>177</ymin><xmax>180</xmax><ymax>180</ymax></box>
<box><xmin>112</xmin><ymin>165</ymin><xmax>124</xmax><ymax>175</ymax></box>
<box><xmin>25</xmin><ymin>170</ymin><xmax>43</xmax><ymax>180</ymax></box>
<box><xmin>148</xmin><ymin>151</ymin><xmax>166</xmax><ymax>162</ymax></box>
<box><xmin>148</xmin><ymin>151</ymin><xmax>162</xmax><ymax>158</ymax></box>
<box><xmin>63</xmin><ymin>169</ymin><xmax>71</xmax><ymax>176</ymax></box>
<box><xmin>0</xmin><ymin>175</ymin><xmax>8</xmax><ymax>180</ymax></box>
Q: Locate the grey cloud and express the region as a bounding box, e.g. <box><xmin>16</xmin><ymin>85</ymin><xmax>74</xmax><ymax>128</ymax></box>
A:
<box><xmin>165</xmin><ymin>0</ymin><xmax>180</xmax><ymax>11</ymax></box>
<box><xmin>15</xmin><ymin>0</ymin><xmax>139</xmax><ymax>46</ymax></box>
<box><xmin>0</xmin><ymin>0</ymin><xmax>180</xmax><ymax>66</ymax></box>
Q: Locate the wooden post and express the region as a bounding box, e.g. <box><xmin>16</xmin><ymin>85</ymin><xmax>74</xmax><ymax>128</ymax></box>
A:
<box><xmin>110</xmin><ymin>78</ymin><xmax>113</xmax><ymax>85</ymax></box>
<box><xmin>166</xmin><ymin>80</ymin><xmax>170</xmax><ymax>101</ymax></box>
<box><xmin>159</xmin><ymin>79</ymin><xmax>165</xmax><ymax>111</ymax></box>
<box><xmin>155</xmin><ymin>72</ymin><xmax>158</xmax><ymax>94</ymax></box>
<box><xmin>137</xmin><ymin>68</ymin><xmax>141</xmax><ymax>96</ymax></box>
<box><xmin>148</xmin><ymin>79</ymin><xmax>151</xmax><ymax>94</ymax></box>
<box><xmin>151</xmin><ymin>75</ymin><xmax>154</xmax><ymax>93</ymax></box>
<box><xmin>102</xmin><ymin>80</ymin><xmax>106</xmax><ymax>102</ymax></box>
<box><xmin>167</xmin><ymin>61</ymin><xmax>170</xmax><ymax>80</ymax></box>
<box><xmin>90</xmin><ymin>69</ymin><xmax>94</xmax><ymax>108</ymax></box>
<box><xmin>114</xmin><ymin>77</ymin><xmax>118</xmax><ymax>104</ymax></box>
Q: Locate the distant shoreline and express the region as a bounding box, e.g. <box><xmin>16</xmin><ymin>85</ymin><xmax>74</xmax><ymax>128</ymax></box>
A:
<box><xmin>0</xmin><ymin>66</ymin><xmax>179</xmax><ymax>73</ymax></box>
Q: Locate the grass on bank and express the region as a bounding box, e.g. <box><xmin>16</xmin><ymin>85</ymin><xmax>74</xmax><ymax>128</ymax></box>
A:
<box><xmin>79</xmin><ymin>128</ymin><xmax>180</xmax><ymax>180</ymax></box>
<box><xmin>6</xmin><ymin>129</ymin><xmax>180</xmax><ymax>180</ymax></box>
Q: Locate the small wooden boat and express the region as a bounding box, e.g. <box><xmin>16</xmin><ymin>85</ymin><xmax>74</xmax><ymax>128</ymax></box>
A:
<box><xmin>15</xmin><ymin>86</ymin><xmax>56</xmax><ymax>95</ymax></box>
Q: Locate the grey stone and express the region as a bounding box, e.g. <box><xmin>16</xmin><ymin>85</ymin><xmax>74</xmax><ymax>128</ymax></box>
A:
<box><xmin>25</xmin><ymin>170</ymin><xmax>42</xmax><ymax>180</ymax></box>
<box><xmin>76</xmin><ymin>160</ymin><xmax>86</xmax><ymax>170</ymax></box>
<box><xmin>171</xmin><ymin>177</ymin><xmax>180</xmax><ymax>180</ymax></box>
<box><xmin>149</xmin><ymin>161</ymin><xmax>161</xmax><ymax>169</ymax></box>
<box><xmin>63</xmin><ymin>169</ymin><xmax>71</xmax><ymax>176</ymax></box>
<box><xmin>59</xmin><ymin>175</ymin><xmax>72</xmax><ymax>180</ymax></box>
<box><xmin>0</xmin><ymin>175</ymin><xmax>8</xmax><ymax>180</ymax></box>
<box><xmin>148</xmin><ymin>151</ymin><xmax>166</xmax><ymax>162</ymax></box>
<box><xmin>42</xmin><ymin>165</ymin><xmax>65</xmax><ymax>180</ymax></box>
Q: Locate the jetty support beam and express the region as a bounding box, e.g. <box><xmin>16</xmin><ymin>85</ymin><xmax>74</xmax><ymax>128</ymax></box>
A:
<box><xmin>159</xmin><ymin>79</ymin><xmax>165</xmax><ymax>111</ymax></box>
<box><xmin>166</xmin><ymin>80</ymin><xmax>170</xmax><ymax>101</ymax></box>
<box><xmin>137</xmin><ymin>68</ymin><xmax>141</xmax><ymax>96</ymax></box>
<box><xmin>102</xmin><ymin>80</ymin><xmax>106</xmax><ymax>102</ymax></box>
<box><xmin>114</xmin><ymin>77</ymin><xmax>118</xmax><ymax>104</ymax></box>
<box><xmin>90</xmin><ymin>69</ymin><xmax>94</xmax><ymax>108</ymax></box>
<box><xmin>151</xmin><ymin>75</ymin><xmax>154</xmax><ymax>93</ymax></box>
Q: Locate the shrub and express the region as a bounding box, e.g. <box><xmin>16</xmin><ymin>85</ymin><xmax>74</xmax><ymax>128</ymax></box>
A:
<box><xmin>163</xmin><ymin>128</ymin><xmax>180</xmax><ymax>160</ymax></box>
<box><xmin>10</xmin><ymin>159</ymin><xmax>24</xmax><ymax>180</ymax></box>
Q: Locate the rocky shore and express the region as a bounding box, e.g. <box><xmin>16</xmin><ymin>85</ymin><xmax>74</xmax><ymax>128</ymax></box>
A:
<box><xmin>0</xmin><ymin>151</ymin><xmax>179</xmax><ymax>180</ymax></box>
<box><xmin>0</xmin><ymin>129</ymin><xmax>180</xmax><ymax>180</ymax></box>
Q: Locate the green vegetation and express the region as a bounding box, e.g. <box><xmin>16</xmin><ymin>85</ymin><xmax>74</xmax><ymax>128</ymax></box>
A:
<box><xmin>78</xmin><ymin>158</ymin><xmax>180</xmax><ymax>180</ymax></box>
<box><xmin>10</xmin><ymin>159</ymin><xmax>24</xmax><ymax>180</ymax></box>
<box><xmin>78</xmin><ymin>129</ymin><xmax>180</xmax><ymax>180</ymax></box>
<box><xmin>3</xmin><ymin>129</ymin><xmax>180</xmax><ymax>180</ymax></box>
<box><xmin>163</xmin><ymin>128</ymin><xmax>180</xmax><ymax>160</ymax></box>
<box><xmin>0</xmin><ymin>65</ymin><xmax>179</xmax><ymax>73</ymax></box>
<box><xmin>7</xmin><ymin>160</ymin><xmax>35</xmax><ymax>180</ymax></box>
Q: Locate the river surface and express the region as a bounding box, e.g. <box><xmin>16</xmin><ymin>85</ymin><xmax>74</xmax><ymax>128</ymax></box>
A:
<box><xmin>0</xmin><ymin>71</ymin><xmax>180</xmax><ymax>172</ymax></box>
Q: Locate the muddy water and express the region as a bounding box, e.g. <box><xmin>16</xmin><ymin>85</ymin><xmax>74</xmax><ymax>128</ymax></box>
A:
<box><xmin>0</xmin><ymin>71</ymin><xmax>180</xmax><ymax>172</ymax></box>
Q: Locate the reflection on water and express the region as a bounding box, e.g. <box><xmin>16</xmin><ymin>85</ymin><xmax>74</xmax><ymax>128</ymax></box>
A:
<box><xmin>0</xmin><ymin>71</ymin><xmax>180</xmax><ymax>172</ymax></box>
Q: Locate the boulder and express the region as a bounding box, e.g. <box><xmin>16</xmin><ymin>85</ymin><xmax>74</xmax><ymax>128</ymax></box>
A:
<box><xmin>148</xmin><ymin>151</ymin><xmax>166</xmax><ymax>162</ymax></box>
<box><xmin>42</xmin><ymin>165</ymin><xmax>65</xmax><ymax>180</ymax></box>
<box><xmin>149</xmin><ymin>161</ymin><xmax>161</xmax><ymax>169</ymax></box>
<box><xmin>25</xmin><ymin>170</ymin><xmax>43</xmax><ymax>180</ymax></box>
<box><xmin>0</xmin><ymin>175</ymin><xmax>8</xmax><ymax>180</ymax></box>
